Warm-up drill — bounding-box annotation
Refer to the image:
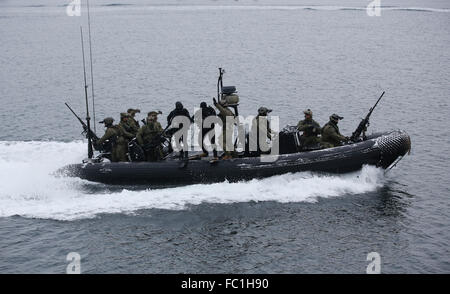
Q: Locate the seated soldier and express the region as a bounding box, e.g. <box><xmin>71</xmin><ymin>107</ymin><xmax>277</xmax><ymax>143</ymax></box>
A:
<box><xmin>94</xmin><ymin>117</ymin><xmax>117</xmax><ymax>161</ymax></box>
<box><xmin>136</xmin><ymin>111</ymin><xmax>164</xmax><ymax>161</ymax></box>
<box><xmin>95</xmin><ymin>117</ymin><xmax>133</xmax><ymax>162</ymax></box>
<box><xmin>297</xmin><ymin>109</ymin><xmax>321</xmax><ymax>149</ymax></box>
<box><xmin>321</xmin><ymin>114</ymin><xmax>349</xmax><ymax>148</ymax></box>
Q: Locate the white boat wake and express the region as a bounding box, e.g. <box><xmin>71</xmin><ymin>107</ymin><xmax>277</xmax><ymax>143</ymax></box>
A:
<box><xmin>0</xmin><ymin>140</ymin><xmax>385</xmax><ymax>221</ymax></box>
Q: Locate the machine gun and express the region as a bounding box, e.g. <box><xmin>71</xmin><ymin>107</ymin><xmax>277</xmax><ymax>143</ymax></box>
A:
<box><xmin>350</xmin><ymin>91</ymin><xmax>385</xmax><ymax>142</ymax></box>
<box><xmin>65</xmin><ymin>102</ymin><xmax>100</xmax><ymax>142</ymax></box>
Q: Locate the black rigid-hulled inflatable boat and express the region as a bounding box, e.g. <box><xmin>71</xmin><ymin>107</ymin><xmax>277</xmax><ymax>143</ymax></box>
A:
<box><xmin>60</xmin><ymin>129</ymin><xmax>411</xmax><ymax>186</ymax></box>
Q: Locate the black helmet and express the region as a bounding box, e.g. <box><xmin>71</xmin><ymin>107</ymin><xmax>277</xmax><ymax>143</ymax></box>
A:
<box><xmin>200</xmin><ymin>102</ymin><xmax>207</xmax><ymax>108</ymax></box>
<box><xmin>127</xmin><ymin>108</ymin><xmax>140</xmax><ymax>115</ymax></box>
<box><xmin>330</xmin><ymin>113</ymin><xmax>344</xmax><ymax>122</ymax></box>
<box><xmin>175</xmin><ymin>101</ymin><xmax>183</xmax><ymax>110</ymax></box>
<box><xmin>258</xmin><ymin>107</ymin><xmax>272</xmax><ymax>115</ymax></box>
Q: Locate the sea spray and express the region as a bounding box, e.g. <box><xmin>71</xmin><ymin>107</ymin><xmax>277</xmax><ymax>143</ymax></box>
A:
<box><xmin>0</xmin><ymin>141</ymin><xmax>384</xmax><ymax>221</ymax></box>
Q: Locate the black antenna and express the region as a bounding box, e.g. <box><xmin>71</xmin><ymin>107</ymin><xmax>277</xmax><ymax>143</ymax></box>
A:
<box><xmin>80</xmin><ymin>26</ymin><xmax>94</xmax><ymax>159</ymax></box>
<box><xmin>217</xmin><ymin>68</ymin><xmax>224</xmax><ymax>101</ymax></box>
<box><xmin>87</xmin><ymin>0</ymin><xmax>96</xmax><ymax>133</ymax></box>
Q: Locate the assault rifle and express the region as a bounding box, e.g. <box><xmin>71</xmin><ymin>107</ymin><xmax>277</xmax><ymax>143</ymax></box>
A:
<box><xmin>350</xmin><ymin>91</ymin><xmax>385</xmax><ymax>142</ymax></box>
<box><xmin>65</xmin><ymin>102</ymin><xmax>99</xmax><ymax>142</ymax></box>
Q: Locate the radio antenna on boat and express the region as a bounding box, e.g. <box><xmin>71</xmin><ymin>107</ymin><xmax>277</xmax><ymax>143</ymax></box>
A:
<box><xmin>80</xmin><ymin>26</ymin><xmax>94</xmax><ymax>159</ymax></box>
<box><xmin>86</xmin><ymin>0</ymin><xmax>97</xmax><ymax>133</ymax></box>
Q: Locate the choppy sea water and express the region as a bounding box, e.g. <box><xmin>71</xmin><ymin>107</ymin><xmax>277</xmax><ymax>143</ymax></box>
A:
<box><xmin>0</xmin><ymin>0</ymin><xmax>449</xmax><ymax>273</ymax></box>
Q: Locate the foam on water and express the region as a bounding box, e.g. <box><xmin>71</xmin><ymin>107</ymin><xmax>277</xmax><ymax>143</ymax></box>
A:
<box><xmin>104</xmin><ymin>5</ymin><xmax>450</xmax><ymax>13</ymax></box>
<box><xmin>0</xmin><ymin>141</ymin><xmax>385</xmax><ymax>221</ymax></box>
<box><xmin>10</xmin><ymin>3</ymin><xmax>450</xmax><ymax>13</ymax></box>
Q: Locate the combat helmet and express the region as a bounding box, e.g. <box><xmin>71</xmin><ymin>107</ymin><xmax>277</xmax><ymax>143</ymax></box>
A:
<box><xmin>127</xmin><ymin>108</ymin><xmax>140</xmax><ymax>116</ymax></box>
<box><xmin>303</xmin><ymin>109</ymin><xmax>313</xmax><ymax>116</ymax></box>
<box><xmin>120</xmin><ymin>112</ymin><xmax>131</xmax><ymax>118</ymax></box>
<box><xmin>330</xmin><ymin>113</ymin><xmax>344</xmax><ymax>122</ymax></box>
<box><xmin>99</xmin><ymin>117</ymin><xmax>114</xmax><ymax>126</ymax></box>
<box><xmin>147</xmin><ymin>111</ymin><xmax>159</xmax><ymax>116</ymax></box>
<box><xmin>258</xmin><ymin>107</ymin><xmax>272</xmax><ymax>115</ymax></box>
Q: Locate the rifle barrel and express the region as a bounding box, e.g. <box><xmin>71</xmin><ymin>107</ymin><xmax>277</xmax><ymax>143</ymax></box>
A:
<box><xmin>368</xmin><ymin>91</ymin><xmax>384</xmax><ymax>113</ymax></box>
<box><xmin>350</xmin><ymin>91</ymin><xmax>386</xmax><ymax>141</ymax></box>
<box><xmin>65</xmin><ymin>102</ymin><xmax>100</xmax><ymax>142</ymax></box>
<box><xmin>65</xmin><ymin>102</ymin><xmax>84</xmax><ymax>124</ymax></box>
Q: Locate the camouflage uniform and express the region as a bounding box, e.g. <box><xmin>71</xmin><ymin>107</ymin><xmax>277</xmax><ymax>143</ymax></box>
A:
<box><xmin>250</xmin><ymin>107</ymin><xmax>272</xmax><ymax>155</ymax></box>
<box><xmin>214</xmin><ymin>100</ymin><xmax>235</xmax><ymax>158</ymax></box>
<box><xmin>118</xmin><ymin>113</ymin><xmax>137</xmax><ymax>136</ymax></box>
<box><xmin>321</xmin><ymin>114</ymin><xmax>347</xmax><ymax>148</ymax></box>
<box><xmin>136</xmin><ymin>115</ymin><xmax>164</xmax><ymax>161</ymax></box>
<box><xmin>297</xmin><ymin>109</ymin><xmax>321</xmax><ymax>148</ymax></box>
<box><xmin>127</xmin><ymin>108</ymin><xmax>141</xmax><ymax>135</ymax></box>
<box><xmin>96</xmin><ymin>117</ymin><xmax>133</xmax><ymax>162</ymax></box>
<box><xmin>116</xmin><ymin>129</ymin><xmax>134</xmax><ymax>162</ymax></box>
<box><xmin>125</xmin><ymin>119</ymin><xmax>139</xmax><ymax>135</ymax></box>
<box><xmin>95</xmin><ymin>125</ymin><xmax>119</xmax><ymax>160</ymax></box>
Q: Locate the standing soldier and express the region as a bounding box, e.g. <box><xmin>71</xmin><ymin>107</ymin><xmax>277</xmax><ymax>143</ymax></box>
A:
<box><xmin>297</xmin><ymin>109</ymin><xmax>321</xmax><ymax>149</ymax></box>
<box><xmin>117</xmin><ymin>112</ymin><xmax>135</xmax><ymax>161</ymax></box>
<box><xmin>213</xmin><ymin>97</ymin><xmax>235</xmax><ymax>160</ymax></box>
<box><xmin>136</xmin><ymin>111</ymin><xmax>164</xmax><ymax>161</ymax></box>
<box><xmin>119</xmin><ymin>112</ymin><xmax>135</xmax><ymax>136</ymax></box>
<box><xmin>193</xmin><ymin>101</ymin><xmax>217</xmax><ymax>157</ymax></box>
<box><xmin>167</xmin><ymin>101</ymin><xmax>193</xmax><ymax>159</ymax></box>
<box><xmin>321</xmin><ymin>114</ymin><xmax>349</xmax><ymax>148</ymax></box>
<box><xmin>251</xmin><ymin>107</ymin><xmax>272</xmax><ymax>155</ymax></box>
<box><xmin>116</xmin><ymin>113</ymin><xmax>135</xmax><ymax>161</ymax></box>
<box><xmin>127</xmin><ymin>108</ymin><xmax>141</xmax><ymax>134</ymax></box>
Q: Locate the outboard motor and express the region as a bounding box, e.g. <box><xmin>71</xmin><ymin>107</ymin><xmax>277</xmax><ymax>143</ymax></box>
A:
<box><xmin>220</xmin><ymin>86</ymin><xmax>240</xmax><ymax>106</ymax></box>
<box><xmin>217</xmin><ymin>68</ymin><xmax>240</xmax><ymax>116</ymax></box>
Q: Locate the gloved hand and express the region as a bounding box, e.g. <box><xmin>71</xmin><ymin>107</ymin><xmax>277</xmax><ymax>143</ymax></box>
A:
<box><xmin>213</xmin><ymin>97</ymin><xmax>217</xmax><ymax>105</ymax></box>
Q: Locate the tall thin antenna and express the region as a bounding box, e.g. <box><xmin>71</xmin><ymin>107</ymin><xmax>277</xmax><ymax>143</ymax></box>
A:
<box><xmin>80</xmin><ymin>26</ymin><xmax>94</xmax><ymax>159</ymax></box>
<box><xmin>87</xmin><ymin>0</ymin><xmax>96</xmax><ymax>133</ymax></box>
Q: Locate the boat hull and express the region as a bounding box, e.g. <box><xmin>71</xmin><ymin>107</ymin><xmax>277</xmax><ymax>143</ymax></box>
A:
<box><xmin>60</xmin><ymin>130</ymin><xmax>411</xmax><ymax>185</ymax></box>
